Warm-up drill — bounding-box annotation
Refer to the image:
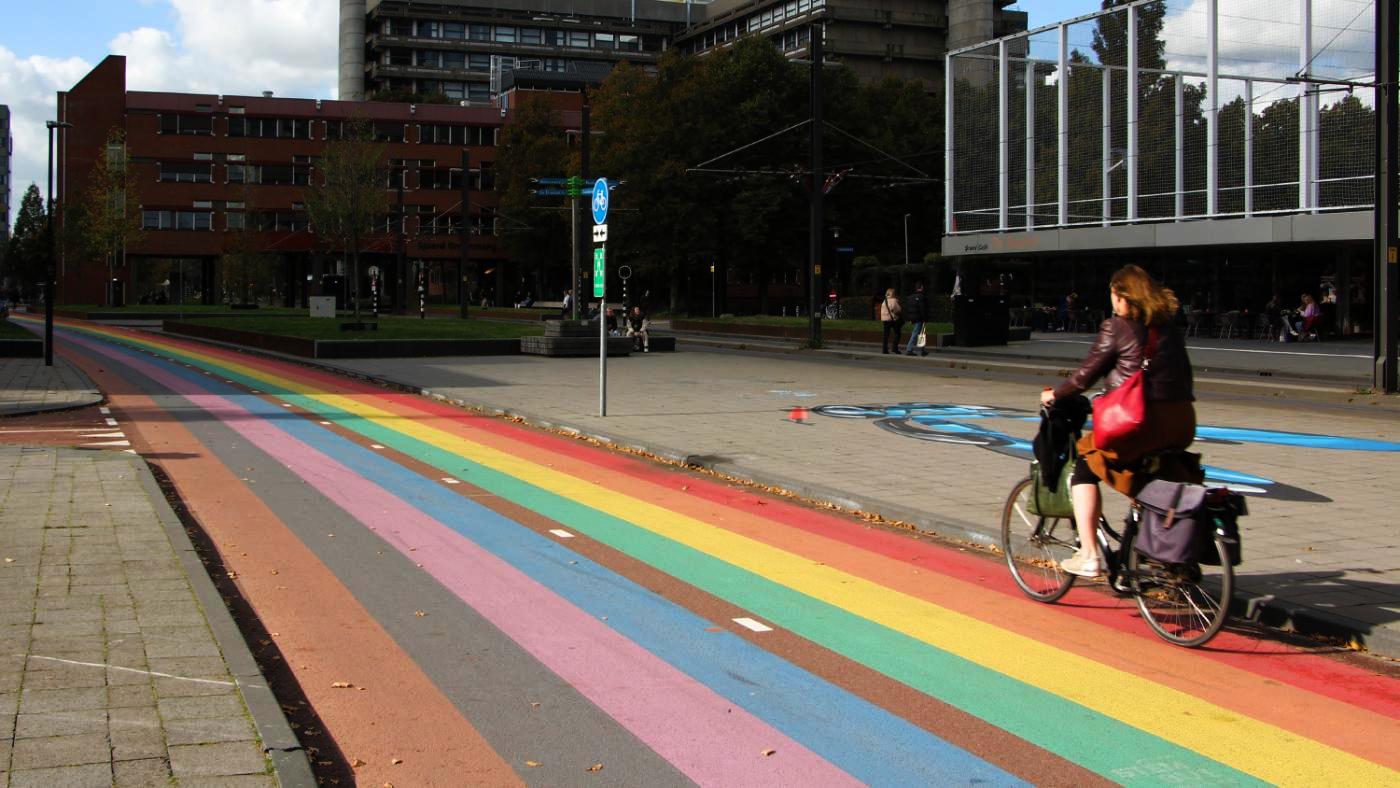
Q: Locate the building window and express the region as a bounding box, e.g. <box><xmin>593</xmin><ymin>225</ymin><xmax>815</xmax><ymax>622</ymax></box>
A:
<box><xmin>596</xmin><ymin>32</ymin><xmax>615</xmax><ymax>49</ymax></box>
<box><xmin>442</xmin><ymin>21</ymin><xmax>465</xmax><ymax>40</ymax></box>
<box><xmin>468</xmin><ymin>24</ymin><xmax>490</xmax><ymax>42</ymax></box>
<box><xmin>159</xmin><ymin>162</ymin><xmax>212</xmax><ymax>183</ymax></box>
<box><xmin>416</xmin><ymin>50</ymin><xmax>441</xmax><ymax>68</ymax></box>
<box><xmin>568</xmin><ymin>31</ymin><xmax>590</xmax><ymax>48</ymax></box>
<box><xmin>226</xmin><ymin>212</ymin><xmax>245</xmax><ymax>231</ymax></box>
<box><xmin>227</xmin><ymin>164</ymin><xmax>246</xmax><ymax>184</ymax></box>
<box><xmin>467</xmin><ymin>53</ymin><xmax>491</xmax><ymax>71</ymax></box>
<box><xmin>142</xmin><ymin>210</ymin><xmax>172</xmax><ymax>230</ymax></box>
<box><xmin>158</xmin><ymin>114</ymin><xmax>213</xmax><ymax>136</ymax></box>
<box><xmin>388</xmin><ymin>48</ymin><xmax>413</xmax><ymax>66</ymax></box>
<box><xmin>192</xmin><ymin>200</ymin><xmax>213</xmax><ymax>209</ymax></box>
<box><xmin>442</xmin><ymin>82</ymin><xmax>466</xmax><ymax>100</ymax></box>
<box><xmin>193</xmin><ymin>152</ymin><xmax>214</xmax><ymax>161</ymax></box>
<box><xmin>422</xmin><ymin>124</ymin><xmax>466</xmax><ymax>145</ymax></box>
<box><xmin>226</xmin><ymin>201</ymin><xmax>245</xmax><ymax>209</ymax></box>
<box><xmin>618</xmin><ymin>34</ymin><xmax>640</xmax><ymax>51</ymax></box>
<box><xmin>467</xmin><ymin>83</ymin><xmax>490</xmax><ymax>102</ymax></box>
<box><xmin>494</xmin><ymin>26</ymin><xmax>517</xmax><ymax>43</ymax></box>
<box><xmin>419</xmin><ymin>20</ymin><xmax>440</xmax><ymax>38</ymax></box>
<box><xmin>442</xmin><ymin>51</ymin><xmax>465</xmax><ymax>69</ymax></box>
<box><xmin>387</xmin><ymin>18</ymin><xmax>412</xmax><ymax>36</ymax></box>
<box><xmin>544</xmin><ymin>30</ymin><xmax>565</xmax><ymax>46</ymax></box>
<box><xmin>374</xmin><ymin>122</ymin><xmax>405</xmax><ymax>143</ymax></box>
<box><xmin>520</xmin><ymin>27</ymin><xmax>542</xmax><ymax>45</ymax></box>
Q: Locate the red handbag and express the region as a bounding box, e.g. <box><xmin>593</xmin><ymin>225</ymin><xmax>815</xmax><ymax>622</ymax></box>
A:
<box><xmin>1091</xmin><ymin>326</ymin><xmax>1157</xmax><ymax>451</ymax></box>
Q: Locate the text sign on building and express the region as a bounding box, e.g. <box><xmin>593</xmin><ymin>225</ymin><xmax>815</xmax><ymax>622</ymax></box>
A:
<box><xmin>591</xmin><ymin>178</ymin><xmax>609</xmax><ymax>225</ymax></box>
<box><xmin>593</xmin><ymin>224</ymin><xmax>607</xmax><ymax>243</ymax></box>
<box><xmin>593</xmin><ymin>248</ymin><xmax>605</xmax><ymax>298</ymax></box>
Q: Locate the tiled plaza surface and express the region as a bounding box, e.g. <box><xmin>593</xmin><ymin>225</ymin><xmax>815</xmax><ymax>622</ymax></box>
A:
<box><xmin>0</xmin><ymin>447</ymin><xmax>275</xmax><ymax>787</ymax></box>
<box><xmin>330</xmin><ymin>344</ymin><xmax>1400</xmax><ymax>654</ymax></box>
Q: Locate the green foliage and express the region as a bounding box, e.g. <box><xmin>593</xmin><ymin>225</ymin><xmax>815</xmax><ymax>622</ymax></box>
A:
<box><xmin>304</xmin><ymin>119</ymin><xmax>390</xmax><ymax>319</ymax></box>
<box><xmin>2</xmin><ymin>185</ymin><xmax>47</xmax><ymax>299</ymax></box>
<box><xmin>169</xmin><ymin>315</ymin><xmax>543</xmax><ymax>340</ymax></box>
<box><xmin>74</xmin><ymin>129</ymin><xmax>144</xmax><ymax>304</ymax></box>
<box><xmin>0</xmin><ymin>319</ymin><xmax>35</xmax><ymax>339</ymax></box>
<box><xmin>493</xmin><ymin>93</ymin><xmax>571</xmax><ymax>294</ymax></box>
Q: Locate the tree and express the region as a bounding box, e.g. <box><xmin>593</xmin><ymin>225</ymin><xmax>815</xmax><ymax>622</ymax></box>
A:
<box><xmin>1</xmin><ymin>185</ymin><xmax>47</xmax><ymax>301</ymax></box>
<box><xmin>492</xmin><ymin>92</ymin><xmax>571</xmax><ymax>300</ymax></box>
<box><xmin>73</xmin><ymin>128</ymin><xmax>144</xmax><ymax>305</ymax></box>
<box><xmin>304</xmin><ymin>119</ymin><xmax>390</xmax><ymax>319</ymax></box>
<box><xmin>221</xmin><ymin>185</ymin><xmax>276</xmax><ymax>305</ymax></box>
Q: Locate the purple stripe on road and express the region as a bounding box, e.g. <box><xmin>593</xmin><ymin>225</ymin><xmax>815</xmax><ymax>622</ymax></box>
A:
<box><xmin>76</xmin><ymin>335</ymin><xmax>857</xmax><ymax>787</ymax></box>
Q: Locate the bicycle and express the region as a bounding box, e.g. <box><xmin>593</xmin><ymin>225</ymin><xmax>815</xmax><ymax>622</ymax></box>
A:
<box><xmin>822</xmin><ymin>302</ymin><xmax>846</xmax><ymax>320</ymax></box>
<box><xmin>1000</xmin><ymin>453</ymin><xmax>1243</xmax><ymax>648</ymax></box>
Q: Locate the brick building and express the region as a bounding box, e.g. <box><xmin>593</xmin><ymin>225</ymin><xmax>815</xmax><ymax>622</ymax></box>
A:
<box><xmin>56</xmin><ymin>55</ymin><xmax>510</xmax><ymax>309</ymax></box>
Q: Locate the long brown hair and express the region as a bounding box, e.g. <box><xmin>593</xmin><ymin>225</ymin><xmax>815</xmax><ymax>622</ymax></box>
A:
<box><xmin>1110</xmin><ymin>264</ymin><xmax>1179</xmax><ymax>326</ymax></box>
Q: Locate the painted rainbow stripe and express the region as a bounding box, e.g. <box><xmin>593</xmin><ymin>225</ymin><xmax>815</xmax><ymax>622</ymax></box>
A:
<box><xmin>43</xmin><ymin>317</ymin><xmax>1400</xmax><ymax>785</ymax></box>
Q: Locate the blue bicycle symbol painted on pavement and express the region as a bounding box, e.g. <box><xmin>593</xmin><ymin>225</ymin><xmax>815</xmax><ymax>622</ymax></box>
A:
<box><xmin>811</xmin><ymin>402</ymin><xmax>1400</xmax><ymax>503</ymax></box>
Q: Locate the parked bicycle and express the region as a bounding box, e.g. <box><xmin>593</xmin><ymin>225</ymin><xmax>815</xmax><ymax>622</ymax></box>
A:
<box><xmin>1000</xmin><ymin>440</ymin><xmax>1245</xmax><ymax>648</ymax></box>
<box><xmin>822</xmin><ymin>302</ymin><xmax>846</xmax><ymax>320</ymax></box>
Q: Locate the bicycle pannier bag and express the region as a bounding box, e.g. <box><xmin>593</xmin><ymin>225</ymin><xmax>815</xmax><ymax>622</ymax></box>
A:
<box><xmin>1028</xmin><ymin>461</ymin><xmax>1075</xmax><ymax>519</ymax></box>
<box><xmin>1092</xmin><ymin>327</ymin><xmax>1156</xmax><ymax>451</ymax></box>
<box><xmin>1133</xmin><ymin>480</ymin><xmax>1208</xmax><ymax>564</ymax></box>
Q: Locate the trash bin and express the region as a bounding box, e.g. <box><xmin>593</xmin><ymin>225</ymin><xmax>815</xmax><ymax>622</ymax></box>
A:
<box><xmin>953</xmin><ymin>295</ymin><xmax>1009</xmax><ymax>346</ymax></box>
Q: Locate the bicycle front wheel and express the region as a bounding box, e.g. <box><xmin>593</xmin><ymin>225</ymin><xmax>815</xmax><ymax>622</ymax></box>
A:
<box><xmin>1130</xmin><ymin>532</ymin><xmax>1234</xmax><ymax>647</ymax></box>
<box><xmin>1001</xmin><ymin>477</ymin><xmax>1078</xmax><ymax>602</ymax></box>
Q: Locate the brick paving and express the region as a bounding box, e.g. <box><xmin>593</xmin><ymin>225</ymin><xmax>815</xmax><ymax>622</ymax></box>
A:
<box><xmin>0</xmin><ymin>446</ymin><xmax>277</xmax><ymax>787</ymax></box>
<box><xmin>0</xmin><ymin>358</ymin><xmax>102</xmax><ymax>417</ymax></box>
<box><xmin>329</xmin><ymin>343</ymin><xmax>1400</xmax><ymax>655</ymax></box>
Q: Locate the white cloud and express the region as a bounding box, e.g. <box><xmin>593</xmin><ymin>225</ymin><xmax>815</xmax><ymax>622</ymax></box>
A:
<box><xmin>3</xmin><ymin>0</ymin><xmax>339</xmax><ymax>220</ymax></box>
<box><xmin>114</xmin><ymin>0</ymin><xmax>338</xmax><ymax>99</ymax></box>
<box><xmin>0</xmin><ymin>46</ymin><xmax>93</xmax><ymax>225</ymax></box>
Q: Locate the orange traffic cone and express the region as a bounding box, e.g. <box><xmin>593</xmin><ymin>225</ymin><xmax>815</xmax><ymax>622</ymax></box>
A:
<box><xmin>787</xmin><ymin>405</ymin><xmax>811</xmax><ymax>425</ymax></box>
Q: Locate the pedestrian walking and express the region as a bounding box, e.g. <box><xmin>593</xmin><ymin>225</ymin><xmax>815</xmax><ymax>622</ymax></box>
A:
<box><xmin>879</xmin><ymin>288</ymin><xmax>903</xmax><ymax>354</ymax></box>
<box><xmin>903</xmin><ymin>282</ymin><xmax>930</xmax><ymax>356</ymax></box>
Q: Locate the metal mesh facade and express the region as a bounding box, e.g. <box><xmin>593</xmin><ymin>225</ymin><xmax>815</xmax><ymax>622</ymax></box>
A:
<box><xmin>947</xmin><ymin>0</ymin><xmax>1377</xmax><ymax>234</ymax></box>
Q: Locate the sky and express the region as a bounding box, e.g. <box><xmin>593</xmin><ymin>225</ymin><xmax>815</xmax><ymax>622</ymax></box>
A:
<box><xmin>0</xmin><ymin>0</ymin><xmax>1104</xmax><ymax>228</ymax></box>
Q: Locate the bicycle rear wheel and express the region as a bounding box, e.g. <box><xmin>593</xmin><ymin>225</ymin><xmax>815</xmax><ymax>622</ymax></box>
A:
<box><xmin>1001</xmin><ymin>477</ymin><xmax>1078</xmax><ymax>602</ymax></box>
<box><xmin>1130</xmin><ymin>532</ymin><xmax>1234</xmax><ymax>647</ymax></box>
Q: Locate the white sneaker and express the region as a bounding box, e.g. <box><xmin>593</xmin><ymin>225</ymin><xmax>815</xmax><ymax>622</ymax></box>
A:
<box><xmin>1060</xmin><ymin>552</ymin><xmax>1106</xmax><ymax>578</ymax></box>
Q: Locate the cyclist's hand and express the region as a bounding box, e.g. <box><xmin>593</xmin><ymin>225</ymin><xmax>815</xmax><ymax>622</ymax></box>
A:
<box><xmin>1039</xmin><ymin>387</ymin><xmax>1056</xmax><ymax>407</ymax></box>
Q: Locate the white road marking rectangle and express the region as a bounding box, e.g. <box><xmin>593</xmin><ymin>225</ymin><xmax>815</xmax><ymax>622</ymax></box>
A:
<box><xmin>104</xmin><ymin>418</ymin><xmax>119</xmax><ymax>427</ymax></box>
<box><xmin>79</xmin><ymin>432</ymin><xmax>125</xmax><ymax>439</ymax></box>
<box><xmin>441</xmin><ymin>477</ymin><xmax>461</xmax><ymax>485</ymax></box>
<box><xmin>99</xmin><ymin>407</ymin><xmax>111</xmax><ymax>415</ymax></box>
<box><xmin>370</xmin><ymin>444</ymin><xmax>385</xmax><ymax>450</ymax></box>
<box><xmin>548</xmin><ymin>529</ymin><xmax>574</xmax><ymax>539</ymax></box>
<box><xmin>732</xmin><ymin>617</ymin><xmax>773</xmax><ymax>633</ymax></box>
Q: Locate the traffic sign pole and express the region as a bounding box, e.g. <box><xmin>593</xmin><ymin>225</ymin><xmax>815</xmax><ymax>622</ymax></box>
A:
<box><xmin>592</xmin><ymin>178</ymin><xmax>611</xmax><ymax>417</ymax></box>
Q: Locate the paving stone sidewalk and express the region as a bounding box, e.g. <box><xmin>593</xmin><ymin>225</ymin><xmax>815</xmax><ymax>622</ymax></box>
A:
<box><xmin>325</xmin><ymin>346</ymin><xmax>1400</xmax><ymax>656</ymax></box>
<box><xmin>0</xmin><ymin>358</ymin><xmax>103</xmax><ymax>417</ymax></box>
<box><xmin>0</xmin><ymin>446</ymin><xmax>307</xmax><ymax>787</ymax></box>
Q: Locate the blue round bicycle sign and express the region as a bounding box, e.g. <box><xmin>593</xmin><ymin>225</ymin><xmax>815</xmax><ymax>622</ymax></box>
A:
<box><xmin>591</xmin><ymin>177</ymin><xmax>609</xmax><ymax>225</ymax></box>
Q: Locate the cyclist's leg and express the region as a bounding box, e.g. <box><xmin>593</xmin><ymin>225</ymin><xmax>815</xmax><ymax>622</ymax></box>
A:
<box><xmin>1070</xmin><ymin>482</ymin><xmax>1102</xmax><ymax>559</ymax></box>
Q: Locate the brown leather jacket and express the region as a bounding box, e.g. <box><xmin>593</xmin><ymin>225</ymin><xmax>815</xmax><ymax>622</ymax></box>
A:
<box><xmin>1052</xmin><ymin>315</ymin><xmax>1194</xmax><ymax>402</ymax></box>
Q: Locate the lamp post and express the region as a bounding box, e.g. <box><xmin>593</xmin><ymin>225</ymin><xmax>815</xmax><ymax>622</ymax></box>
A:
<box><xmin>903</xmin><ymin>213</ymin><xmax>911</xmax><ymax>266</ymax></box>
<box><xmin>44</xmin><ymin>120</ymin><xmax>73</xmax><ymax>367</ymax></box>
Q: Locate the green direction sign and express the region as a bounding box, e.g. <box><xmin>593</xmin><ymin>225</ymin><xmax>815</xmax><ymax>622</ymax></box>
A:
<box><xmin>593</xmin><ymin>247</ymin><xmax>605</xmax><ymax>297</ymax></box>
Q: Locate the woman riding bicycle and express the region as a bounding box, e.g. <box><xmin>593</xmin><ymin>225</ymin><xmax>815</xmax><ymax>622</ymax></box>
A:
<box><xmin>1039</xmin><ymin>265</ymin><xmax>1196</xmax><ymax>578</ymax></box>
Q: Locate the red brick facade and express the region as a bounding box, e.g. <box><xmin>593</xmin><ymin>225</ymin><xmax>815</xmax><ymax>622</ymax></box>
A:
<box><xmin>57</xmin><ymin>56</ymin><xmax>505</xmax><ymax>309</ymax></box>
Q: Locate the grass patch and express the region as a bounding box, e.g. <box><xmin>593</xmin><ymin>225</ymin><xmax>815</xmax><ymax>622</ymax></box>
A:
<box><xmin>171</xmin><ymin>315</ymin><xmax>545</xmax><ymax>341</ymax></box>
<box><xmin>0</xmin><ymin>319</ymin><xmax>37</xmax><ymax>339</ymax></box>
<box><xmin>680</xmin><ymin>315</ymin><xmax>952</xmax><ymax>334</ymax></box>
<box><xmin>64</xmin><ymin>303</ymin><xmax>303</xmax><ymax>314</ymax></box>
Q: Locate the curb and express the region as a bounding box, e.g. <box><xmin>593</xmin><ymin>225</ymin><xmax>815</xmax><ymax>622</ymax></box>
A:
<box><xmin>0</xmin><ymin>392</ymin><xmax>105</xmax><ymax>418</ymax></box>
<box><xmin>143</xmin><ymin>329</ymin><xmax>1400</xmax><ymax>658</ymax></box>
<box><xmin>134</xmin><ymin>453</ymin><xmax>316</xmax><ymax>787</ymax></box>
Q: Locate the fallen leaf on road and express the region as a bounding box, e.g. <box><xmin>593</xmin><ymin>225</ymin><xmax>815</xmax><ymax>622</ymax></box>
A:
<box><xmin>525</xmin><ymin>761</ymin><xmax>542</xmax><ymax>768</ymax></box>
<box><xmin>4</xmin><ymin>558</ymin><xmax>13</xmax><ymax>563</ymax></box>
<box><xmin>414</xmin><ymin>610</ymin><xmax>427</xmax><ymax>617</ymax></box>
<box><xmin>680</xmin><ymin>485</ymin><xmax>689</xmax><ymax>491</ymax></box>
<box><xmin>391</xmin><ymin>758</ymin><xmax>403</xmax><ymax>765</ymax></box>
<box><xmin>351</xmin><ymin>758</ymin><xmax>366</xmax><ymax>768</ymax></box>
<box><xmin>761</xmin><ymin>749</ymin><xmax>776</xmax><ymax>757</ymax></box>
<box><xmin>269</xmin><ymin>569</ymin><xmax>278</xmax><ymax>575</ymax></box>
<box><xmin>530</xmin><ymin>702</ymin><xmax>540</xmax><ymax>708</ymax></box>
<box><xmin>586</xmin><ymin>763</ymin><xmax>603</xmax><ymax>772</ymax></box>
<box><xmin>331</xmin><ymin>681</ymin><xmax>354</xmax><ymax>689</ymax></box>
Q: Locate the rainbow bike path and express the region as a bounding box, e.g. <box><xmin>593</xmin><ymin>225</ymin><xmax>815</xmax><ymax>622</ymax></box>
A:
<box><xmin>37</xmin><ymin>316</ymin><xmax>1400</xmax><ymax>786</ymax></box>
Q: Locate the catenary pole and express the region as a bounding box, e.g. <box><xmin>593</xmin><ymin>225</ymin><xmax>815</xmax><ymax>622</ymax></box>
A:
<box><xmin>1377</xmin><ymin>0</ymin><xmax>1398</xmax><ymax>393</ymax></box>
<box><xmin>808</xmin><ymin>23</ymin><xmax>823</xmax><ymax>348</ymax></box>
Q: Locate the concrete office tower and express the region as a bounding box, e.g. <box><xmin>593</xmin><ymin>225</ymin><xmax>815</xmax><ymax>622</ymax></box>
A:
<box><xmin>339</xmin><ymin>0</ymin><xmax>367</xmax><ymax>101</ymax></box>
<box><xmin>0</xmin><ymin>105</ymin><xmax>11</xmax><ymax>248</ymax></box>
<box><xmin>947</xmin><ymin>0</ymin><xmax>995</xmax><ymax>53</ymax></box>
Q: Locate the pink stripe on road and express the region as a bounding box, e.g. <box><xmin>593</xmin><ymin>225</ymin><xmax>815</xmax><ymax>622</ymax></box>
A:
<box><xmin>80</xmin><ymin>337</ymin><xmax>857</xmax><ymax>787</ymax></box>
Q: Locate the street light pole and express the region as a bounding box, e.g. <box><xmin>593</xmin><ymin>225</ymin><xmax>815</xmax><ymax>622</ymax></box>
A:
<box><xmin>903</xmin><ymin>213</ymin><xmax>911</xmax><ymax>266</ymax></box>
<box><xmin>44</xmin><ymin>120</ymin><xmax>72</xmax><ymax>367</ymax></box>
<box><xmin>808</xmin><ymin>23</ymin><xmax>823</xmax><ymax>347</ymax></box>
